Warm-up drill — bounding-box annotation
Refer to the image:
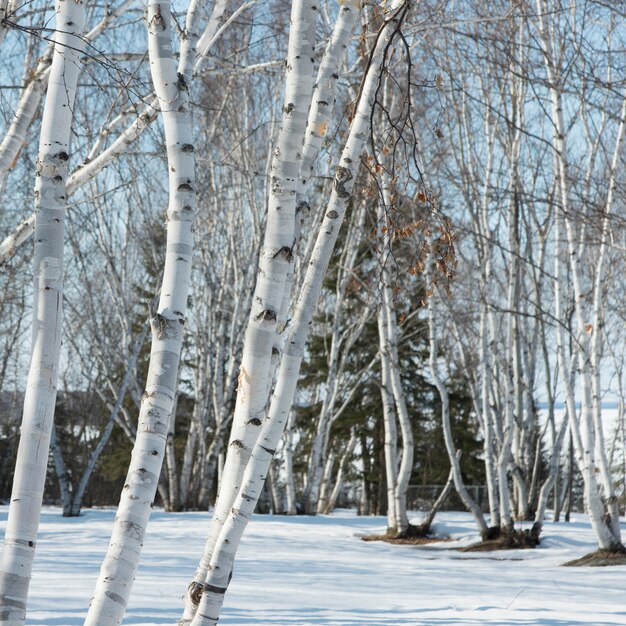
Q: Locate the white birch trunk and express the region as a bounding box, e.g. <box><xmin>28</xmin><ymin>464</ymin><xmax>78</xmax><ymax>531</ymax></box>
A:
<box><xmin>375</xmin><ymin>187</ymin><xmax>412</xmax><ymax>534</ymax></box>
<box><xmin>381</xmin><ymin>244</ymin><xmax>413</xmax><ymax>534</ymax></box>
<box><xmin>303</xmin><ymin>199</ymin><xmax>368</xmax><ymax>515</ymax></box>
<box><xmin>323</xmin><ymin>428</ymin><xmax>357</xmax><ymax>514</ymax></box>
<box><xmin>536</xmin><ymin>0</ymin><xmax>622</xmax><ymax>550</ymax></box>
<box><xmin>83</xmin><ymin>2</ymin><xmax>197</xmax><ymax>623</ymax></box>
<box><xmin>0</xmin><ymin>0</ymin><xmax>235</xmax><ymax>264</ymax></box>
<box><xmin>532</xmin><ymin>416</ymin><xmax>568</xmax><ymax>539</ymax></box>
<box><xmin>553</xmin><ymin>200</ymin><xmax>619</xmax><ymax>550</ymax></box>
<box><xmin>180</xmin><ymin>0</ymin><xmax>317</xmax><ymax>618</ymax></box>
<box><xmin>0</xmin><ymin>0</ymin><xmax>134</xmax><ymax>192</ymax></box>
<box><xmin>304</xmin><ymin>384</ymin><xmax>337</xmax><ymax>513</ymax></box>
<box><xmin>315</xmin><ymin>452</ymin><xmax>335</xmax><ymax>515</ymax></box>
<box><xmin>0</xmin><ymin>0</ymin><xmax>18</xmax><ymax>46</ymax></box>
<box><xmin>277</xmin><ymin>0</ymin><xmax>359</xmax><ymax>472</ymax></box>
<box><xmin>297</xmin><ymin>0</ymin><xmax>359</xmax><ymax>205</ymax></box>
<box><xmin>188</xmin><ymin>4</ymin><xmax>410</xmax><ymax>623</ymax></box>
<box><xmin>378</xmin><ymin>305</ymin><xmax>399</xmax><ymax>531</ymax></box>
<box><xmin>588</xmin><ymin>89</ymin><xmax>626</xmax><ymax>539</ymax></box>
<box><xmin>283</xmin><ymin>409</ymin><xmax>298</xmax><ymax>515</ymax></box>
<box><xmin>0</xmin><ymin>2</ymin><xmax>85</xmax><ymax>623</ymax></box>
<box><xmin>480</xmin><ymin>306</ymin><xmax>500</xmax><ymax>527</ymax></box>
<box><xmin>0</xmin><ymin>49</ymin><xmax>53</xmax><ymax>190</ymax></box>
<box><xmin>427</xmin><ymin>286</ymin><xmax>489</xmax><ymax>538</ymax></box>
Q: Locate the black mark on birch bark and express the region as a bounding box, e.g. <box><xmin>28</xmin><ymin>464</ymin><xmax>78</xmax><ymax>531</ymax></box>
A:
<box><xmin>272</xmin><ymin>246</ymin><xmax>293</xmax><ymax>262</ymax></box>
<box><xmin>255</xmin><ymin>309</ymin><xmax>277</xmax><ymax>324</ymax></box>
<box><xmin>334</xmin><ymin>166</ymin><xmax>352</xmax><ymax>198</ymax></box>
<box><xmin>204</xmin><ymin>583</ymin><xmax>227</xmax><ymax>595</ymax></box>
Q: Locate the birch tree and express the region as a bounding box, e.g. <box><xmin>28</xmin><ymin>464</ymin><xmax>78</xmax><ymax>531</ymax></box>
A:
<box><xmin>535</xmin><ymin>0</ymin><xmax>625</xmax><ymax>552</ymax></box>
<box><xmin>0</xmin><ymin>1</ymin><xmax>85</xmax><ymax>622</ymax></box>
<box><xmin>83</xmin><ymin>0</ymin><xmax>198</xmax><ymax>621</ymax></box>
<box><xmin>185</xmin><ymin>2</ymin><xmax>415</xmax><ymax>623</ymax></box>
<box><xmin>180</xmin><ymin>0</ymin><xmax>318</xmax><ymax>615</ymax></box>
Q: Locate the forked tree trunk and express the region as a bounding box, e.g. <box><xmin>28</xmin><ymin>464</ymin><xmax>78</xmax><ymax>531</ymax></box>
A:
<box><xmin>427</xmin><ymin>283</ymin><xmax>489</xmax><ymax>539</ymax></box>
<box><xmin>187</xmin><ymin>4</ymin><xmax>410</xmax><ymax>624</ymax></box>
<box><xmin>0</xmin><ymin>2</ymin><xmax>85</xmax><ymax>624</ymax></box>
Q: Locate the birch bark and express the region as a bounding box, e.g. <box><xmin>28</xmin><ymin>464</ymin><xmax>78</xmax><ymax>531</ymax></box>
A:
<box><xmin>587</xmin><ymin>88</ymin><xmax>626</xmax><ymax>539</ymax></box>
<box><xmin>0</xmin><ymin>0</ymin><xmax>134</xmax><ymax>192</ymax></box>
<box><xmin>378</xmin><ymin>310</ymin><xmax>399</xmax><ymax>530</ymax></box>
<box><xmin>0</xmin><ymin>0</ymin><xmax>17</xmax><ymax>46</ymax></box>
<box><xmin>83</xmin><ymin>1</ymin><xmax>197</xmax><ymax>623</ymax></box>
<box><xmin>303</xmin><ymin>198</ymin><xmax>368</xmax><ymax>514</ymax></box>
<box><xmin>0</xmin><ymin>0</ymin><xmax>238</xmax><ymax>263</ymax></box>
<box><xmin>536</xmin><ymin>0</ymin><xmax>623</xmax><ymax>551</ymax></box>
<box><xmin>375</xmin><ymin>187</ymin><xmax>413</xmax><ymax>535</ymax></box>
<box><xmin>188</xmin><ymin>4</ymin><xmax>410</xmax><ymax>624</ymax></box>
<box><xmin>180</xmin><ymin>0</ymin><xmax>317</xmax><ymax>618</ymax></box>
<box><xmin>0</xmin><ymin>2</ymin><xmax>85</xmax><ymax>623</ymax></box>
<box><xmin>427</xmin><ymin>285</ymin><xmax>489</xmax><ymax>539</ymax></box>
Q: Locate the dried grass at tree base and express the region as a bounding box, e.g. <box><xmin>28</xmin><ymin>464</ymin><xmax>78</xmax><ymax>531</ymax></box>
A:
<box><xmin>361</xmin><ymin>523</ymin><xmax>451</xmax><ymax>545</ymax></box>
<box><xmin>563</xmin><ymin>548</ymin><xmax>626</xmax><ymax>567</ymax></box>
<box><xmin>459</xmin><ymin>528</ymin><xmax>540</xmax><ymax>552</ymax></box>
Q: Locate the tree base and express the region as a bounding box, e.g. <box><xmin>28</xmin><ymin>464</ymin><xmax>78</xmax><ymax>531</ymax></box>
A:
<box><xmin>361</xmin><ymin>523</ymin><xmax>449</xmax><ymax>545</ymax></box>
<box><xmin>563</xmin><ymin>545</ymin><xmax>626</xmax><ymax>567</ymax></box>
<box><xmin>462</xmin><ymin>526</ymin><xmax>540</xmax><ymax>552</ymax></box>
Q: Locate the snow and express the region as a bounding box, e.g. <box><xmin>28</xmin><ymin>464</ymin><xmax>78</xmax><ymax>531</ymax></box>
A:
<box><xmin>1</xmin><ymin>506</ymin><xmax>624</xmax><ymax>626</ymax></box>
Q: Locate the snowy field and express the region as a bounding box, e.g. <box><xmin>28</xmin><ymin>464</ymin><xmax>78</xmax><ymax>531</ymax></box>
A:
<box><xmin>1</xmin><ymin>506</ymin><xmax>624</xmax><ymax>626</ymax></box>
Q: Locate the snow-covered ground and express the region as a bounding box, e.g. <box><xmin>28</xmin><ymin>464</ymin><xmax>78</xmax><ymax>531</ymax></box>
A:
<box><xmin>1</xmin><ymin>506</ymin><xmax>624</xmax><ymax>626</ymax></box>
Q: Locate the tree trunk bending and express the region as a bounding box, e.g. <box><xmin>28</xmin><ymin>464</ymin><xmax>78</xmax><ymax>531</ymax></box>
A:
<box><xmin>187</xmin><ymin>3</ymin><xmax>410</xmax><ymax>624</ymax></box>
<box><xmin>83</xmin><ymin>2</ymin><xmax>196</xmax><ymax>624</ymax></box>
<box><xmin>427</xmin><ymin>286</ymin><xmax>489</xmax><ymax>540</ymax></box>
<box><xmin>180</xmin><ymin>0</ymin><xmax>318</xmax><ymax>620</ymax></box>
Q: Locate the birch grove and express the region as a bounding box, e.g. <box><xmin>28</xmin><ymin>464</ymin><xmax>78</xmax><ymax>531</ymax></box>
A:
<box><xmin>2</xmin><ymin>0</ymin><xmax>626</xmax><ymax>623</ymax></box>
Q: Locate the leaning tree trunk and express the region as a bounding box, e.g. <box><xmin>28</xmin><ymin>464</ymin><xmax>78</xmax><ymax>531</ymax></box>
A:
<box><xmin>82</xmin><ymin>2</ymin><xmax>197</xmax><ymax>624</ymax></box>
<box><xmin>180</xmin><ymin>0</ymin><xmax>317</xmax><ymax>619</ymax></box>
<box><xmin>427</xmin><ymin>284</ymin><xmax>489</xmax><ymax>539</ymax></box>
<box><xmin>536</xmin><ymin>0</ymin><xmax>623</xmax><ymax>551</ymax></box>
<box><xmin>187</xmin><ymin>3</ymin><xmax>411</xmax><ymax>624</ymax></box>
<box><xmin>0</xmin><ymin>2</ymin><xmax>85</xmax><ymax>624</ymax></box>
